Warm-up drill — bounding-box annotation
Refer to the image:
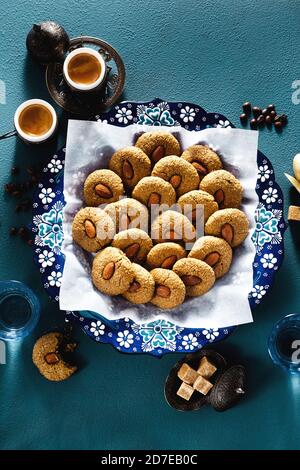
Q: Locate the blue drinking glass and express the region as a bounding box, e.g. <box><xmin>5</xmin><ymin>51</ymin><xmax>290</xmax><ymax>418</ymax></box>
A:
<box><xmin>268</xmin><ymin>313</ymin><xmax>300</xmax><ymax>374</ymax></box>
<box><xmin>0</xmin><ymin>280</ymin><xmax>40</xmax><ymax>341</ymax></box>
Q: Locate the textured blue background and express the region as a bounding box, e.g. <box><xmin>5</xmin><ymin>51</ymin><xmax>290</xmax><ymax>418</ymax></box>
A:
<box><xmin>1</xmin><ymin>0</ymin><xmax>300</xmax><ymax>450</ymax></box>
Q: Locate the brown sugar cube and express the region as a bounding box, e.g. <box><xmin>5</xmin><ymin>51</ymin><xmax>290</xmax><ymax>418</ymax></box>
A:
<box><xmin>177</xmin><ymin>363</ymin><xmax>199</xmax><ymax>385</ymax></box>
<box><xmin>288</xmin><ymin>205</ymin><xmax>300</xmax><ymax>222</ymax></box>
<box><xmin>193</xmin><ymin>375</ymin><xmax>213</xmax><ymax>396</ymax></box>
<box><xmin>197</xmin><ymin>356</ymin><xmax>217</xmax><ymax>379</ymax></box>
<box><xmin>176</xmin><ymin>382</ymin><xmax>194</xmax><ymax>401</ymax></box>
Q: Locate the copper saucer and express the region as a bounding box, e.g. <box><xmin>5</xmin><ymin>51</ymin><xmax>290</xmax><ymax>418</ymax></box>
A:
<box><xmin>46</xmin><ymin>36</ymin><xmax>125</xmax><ymax>116</ymax></box>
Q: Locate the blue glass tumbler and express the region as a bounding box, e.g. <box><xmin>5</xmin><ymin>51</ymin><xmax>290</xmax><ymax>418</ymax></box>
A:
<box><xmin>268</xmin><ymin>313</ymin><xmax>300</xmax><ymax>374</ymax></box>
<box><xmin>0</xmin><ymin>280</ymin><xmax>40</xmax><ymax>341</ymax></box>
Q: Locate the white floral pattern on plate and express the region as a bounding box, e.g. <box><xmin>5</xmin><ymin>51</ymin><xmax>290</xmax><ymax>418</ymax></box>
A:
<box><xmin>115</xmin><ymin>107</ymin><xmax>133</xmax><ymax>124</ymax></box>
<box><xmin>117</xmin><ymin>330</ymin><xmax>134</xmax><ymax>348</ymax></box>
<box><xmin>180</xmin><ymin>106</ymin><xmax>196</xmax><ymax>123</ymax></box>
<box><xmin>39</xmin><ymin>187</ymin><xmax>56</xmax><ymax>205</ymax></box>
<box><xmin>38</xmin><ymin>249</ymin><xmax>55</xmax><ymax>268</ymax></box>
<box><xmin>48</xmin><ymin>157</ymin><xmax>63</xmax><ymax>173</ymax></box>
<box><xmin>181</xmin><ymin>333</ymin><xmax>199</xmax><ymax>350</ymax></box>
<box><xmin>90</xmin><ymin>320</ymin><xmax>105</xmax><ymax>337</ymax></box>
<box><xmin>202</xmin><ymin>328</ymin><xmax>219</xmax><ymax>341</ymax></box>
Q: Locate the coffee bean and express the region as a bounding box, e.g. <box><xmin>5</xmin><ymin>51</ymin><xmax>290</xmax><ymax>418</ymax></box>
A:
<box><xmin>274</xmin><ymin>121</ymin><xmax>283</xmax><ymax>130</ymax></box>
<box><xmin>30</xmin><ymin>175</ymin><xmax>38</xmax><ymax>184</ymax></box>
<box><xmin>11</xmin><ymin>166</ymin><xmax>19</xmax><ymax>175</ymax></box>
<box><xmin>267</xmin><ymin>104</ymin><xmax>276</xmax><ymax>113</ymax></box>
<box><xmin>269</xmin><ymin>110</ymin><xmax>276</xmax><ymax>121</ymax></box>
<box><xmin>280</xmin><ymin>114</ymin><xmax>288</xmax><ymax>125</ymax></box>
<box><xmin>262</xmin><ymin>108</ymin><xmax>269</xmax><ymax>117</ymax></box>
<box><xmin>240</xmin><ymin>113</ymin><xmax>248</xmax><ymax>125</ymax></box>
<box><xmin>4</xmin><ymin>183</ymin><xmax>15</xmax><ymax>194</ymax></box>
<box><xmin>18</xmin><ymin>227</ymin><xmax>27</xmax><ymax>236</ymax></box>
<box><xmin>265</xmin><ymin>115</ymin><xmax>272</xmax><ymax>126</ymax></box>
<box><xmin>12</xmin><ymin>190</ymin><xmax>21</xmax><ymax>198</ymax></box>
<box><xmin>257</xmin><ymin>115</ymin><xmax>265</xmax><ymax>128</ymax></box>
<box><xmin>250</xmin><ymin>118</ymin><xmax>257</xmax><ymax>129</ymax></box>
<box><xmin>253</xmin><ymin>107</ymin><xmax>262</xmax><ymax>118</ymax></box>
<box><xmin>242</xmin><ymin>102</ymin><xmax>252</xmax><ymax>115</ymax></box>
<box><xmin>274</xmin><ymin>114</ymin><xmax>281</xmax><ymax>122</ymax></box>
<box><xmin>9</xmin><ymin>227</ymin><xmax>17</xmax><ymax>236</ymax></box>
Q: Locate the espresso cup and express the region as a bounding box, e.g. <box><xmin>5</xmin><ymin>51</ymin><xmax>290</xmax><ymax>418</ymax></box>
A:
<box><xmin>14</xmin><ymin>99</ymin><xmax>58</xmax><ymax>144</ymax></box>
<box><xmin>63</xmin><ymin>47</ymin><xmax>106</xmax><ymax>92</ymax></box>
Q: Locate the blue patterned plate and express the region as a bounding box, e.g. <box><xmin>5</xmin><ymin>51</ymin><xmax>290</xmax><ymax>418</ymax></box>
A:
<box><xmin>31</xmin><ymin>98</ymin><xmax>287</xmax><ymax>356</ymax></box>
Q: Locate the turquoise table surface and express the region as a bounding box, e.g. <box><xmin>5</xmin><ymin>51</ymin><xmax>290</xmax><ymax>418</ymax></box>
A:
<box><xmin>1</xmin><ymin>0</ymin><xmax>300</xmax><ymax>451</ymax></box>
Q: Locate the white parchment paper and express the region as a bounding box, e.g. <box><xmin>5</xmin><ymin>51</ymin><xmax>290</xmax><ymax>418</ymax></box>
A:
<box><xmin>60</xmin><ymin>121</ymin><xmax>259</xmax><ymax>328</ymax></box>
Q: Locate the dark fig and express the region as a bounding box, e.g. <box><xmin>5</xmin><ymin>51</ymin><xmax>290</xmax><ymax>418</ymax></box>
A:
<box><xmin>26</xmin><ymin>21</ymin><xmax>70</xmax><ymax>64</ymax></box>
<box><xmin>209</xmin><ymin>365</ymin><xmax>246</xmax><ymax>412</ymax></box>
<box><xmin>164</xmin><ymin>349</ymin><xmax>227</xmax><ymax>411</ymax></box>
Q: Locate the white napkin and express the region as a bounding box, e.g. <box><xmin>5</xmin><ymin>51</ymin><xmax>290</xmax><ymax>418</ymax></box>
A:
<box><xmin>60</xmin><ymin>121</ymin><xmax>258</xmax><ymax>328</ymax></box>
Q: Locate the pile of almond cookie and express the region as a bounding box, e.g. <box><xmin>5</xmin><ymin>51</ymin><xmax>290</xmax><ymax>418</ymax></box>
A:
<box><xmin>72</xmin><ymin>131</ymin><xmax>249</xmax><ymax>310</ymax></box>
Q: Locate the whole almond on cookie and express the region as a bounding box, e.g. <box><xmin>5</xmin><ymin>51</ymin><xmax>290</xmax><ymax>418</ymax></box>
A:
<box><xmin>84</xmin><ymin>220</ymin><xmax>96</xmax><ymax>239</ymax></box>
<box><xmin>122</xmin><ymin>160</ymin><xmax>134</xmax><ymax>180</ymax></box>
<box><xmin>95</xmin><ymin>183</ymin><xmax>113</xmax><ymax>198</ymax></box>
<box><xmin>102</xmin><ymin>261</ymin><xmax>115</xmax><ymax>280</ymax></box>
<box><xmin>125</xmin><ymin>243</ymin><xmax>140</xmax><ymax>260</ymax></box>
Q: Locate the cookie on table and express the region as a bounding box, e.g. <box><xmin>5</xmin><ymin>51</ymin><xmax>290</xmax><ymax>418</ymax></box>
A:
<box><xmin>135</xmin><ymin>131</ymin><xmax>181</xmax><ymax>165</ymax></box>
<box><xmin>104</xmin><ymin>198</ymin><xmax>148</xmax><ymax>233</ymax></box>
<box><xmin>147</xmin><ymin>242</ymin><xmax>187</xmax><ymax>269</ymax></box>
<box><xmin>109</xmin><ymin>146</ymin><xmax>151</xmax><ymax>188</ymax></box>
<box><xmin>92</xmin><ymin>246</ymin><xmax>135</xmax><ymax>295</ymax></box>
<box><xmin>150</xmin><ymin>268</ymin><xmax>186</xmax><ymax>309</ymax></box>
<box><xmin>112</xmin><ymin>228</ymin><xmax>153</xmax><ymax>263</ymax></box>
<box><xmin>72</xmin><ymin>207</ymin><xmax>114</xmax><ymax>252</ymax></box>
<box><xmin>188</xmin><ymin>236</ymin><xmax>232</xmax><ymax>279</ymax></box>
<box><xmin>200</xmin><ymin>170</ymin><xmax>243</xmax><ymax>209</ymax></box>
<box><xmin>151</xmin><ymin>156</ymin><xmax>199</xmax><ymax>197</ymax></box>
<box><xmin>151</xmin><ymin>210</ymin><xmax>196</xmax><ymax>244</ymax></box>
<box><xmin>132</xmin><ymin>176</ymin><xmax>176</xmax><ymax>208</ymax></box>
<box><xmin>205</xmin><ymin>208</ymin><xmax>249</xmax><ymax>247</ymax></box>
<box><xmin>83</xmin><ymin>169</ymin><xmax>124</xmax><ymax>206</ymax></box>
<box><xmin>173</xmin><ymin>258</ymin><xmax>215</xmax><ymax>297</ymax></box>
<box><xmin>123</xmin><ymin>263</ymin><xmax>155</xmax><ymax>304</ymax></box>
<box><xmin>181</xmin><ymin>145</ymin><xmax>222</xmax><ymax>180</ymax></box>
<box><xmin>32</xmin><ymin>332</ymin><xmax>77</xmax><ymax>382</ymax></box>
<box><xmin>177</xmin><ymin>190</ymin><xmax>218</xmax><ymax>223</ymax></box>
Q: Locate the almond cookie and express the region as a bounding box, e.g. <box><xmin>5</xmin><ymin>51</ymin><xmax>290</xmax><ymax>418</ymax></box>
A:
<box><xmin>151</xmin><ymin>156</ymin><xmax>199</xmax><ymax>197</ymax></box>
<box><xmin>123</xmin><ymin>263</ymin><xmax>155</xmax><ymax>304</ymax></box>
<box><xmin>83</xmin><ymin>169</ymin><xmax>124</xmax><ymax>206</ymax></box>
<box><xmin>150</xmin><ymin>268</ymin><xmax>186</xmax><ymax>309</ymax></box>
<box><xmin>104</xmin><ymin>198</ymin><xmax>148</xmax><ymax>233</ymax></box>
<box><xmin>112</xmin><ymin>228</ymin><xmax>153</xmax><ymax>263</ymax></box>
<box><xmin>200</xmin><ymin>170</ymin><xmax>243</xmax><ymax>209</ymax></box>
<box><xmin>72</xmin><ymin>207</ymin><xmax>114</xmax><ymax>252</ymax></box>
<box><xmin>177</xmin><ymin>190</ymin><xmax>218</xmax><ymax>223</ymax></box>
<box><xmin>205</xmin><ymin>208</ymin><xmax>249</xmax><ymax>247</ymax></box>
<box><xmin>135</xmin><ymin>131</ymin><xmax>181</xmax><ymax>165</ymax></box>
<box><xmin>188</xmin><ymin>236</ymin><xmax>232</xmax><ymax>279</ymax></box>
<box><xmin>181</xmin><ymin>145</ymin><xmax>222</xmax><ymax>180</ymax></box>
<box><xmin>173</xmin><ymin>258</ymin><xmax>215</xmax><ymax>297</ymax></box>
<box><xmin>92</xmin><ymin>246</ymin><xmax>135</xmax><ymax>295</ymax></box>
<box><xmin>151</xmin><ymin>210</ymin><xmax>196</xmax><ymax>244</ymax></box>
<box><xmin>32</xmin><ymin>332</ymin><xmax>77</xmax><ymax>382</ymax></box>
<box><xmin>109</xmin><ymin>146</ymin><xmax>151</xmax><ymax>189</ymax></box>
<box><xmin>147</xmin><ymin>242</ymin><xmax>187</xmax><ymax>269</ymax></box>
<box><xmin>132</xmin><ymin>176</ymin><xmax>176</xmax><ymax>208</ymax></box>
